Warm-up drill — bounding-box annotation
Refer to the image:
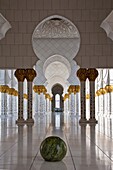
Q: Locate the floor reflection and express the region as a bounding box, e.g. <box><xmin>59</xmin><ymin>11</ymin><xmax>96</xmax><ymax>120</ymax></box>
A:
<box><xmin>52</xmin><ymin>112</ymin><xmax>64</xmax><ymax>129</ymax></box>
<box><xmin>0</xmin><ymin>115</ymin><xmax>112</xmax><ymax>169</ymax></box>
<box><xmin>40</xmin><ymin>161</ymin><xmax>67</xmax><ymax>170</ymax></box>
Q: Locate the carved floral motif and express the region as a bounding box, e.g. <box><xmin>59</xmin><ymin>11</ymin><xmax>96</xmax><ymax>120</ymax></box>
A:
<box><xmin>34</xmin><ymin>19</ymin><xmax>79</xmax><ymax>38</ymax></box>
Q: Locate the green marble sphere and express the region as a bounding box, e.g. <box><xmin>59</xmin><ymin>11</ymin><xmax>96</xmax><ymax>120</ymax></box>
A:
<box><xmin>40</xmin><ymin>136</ymin><xmax>67</xmax><ymax>161</ymax></box>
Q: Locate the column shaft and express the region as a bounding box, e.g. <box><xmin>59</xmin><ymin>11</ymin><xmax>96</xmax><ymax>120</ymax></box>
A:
<box><xmin>77</xmin><ymin>68</ymin><xmax>88</xmax><ymax>124</ymax></box>
<box><xmin>25</xmin><ymin>69</ymin><xmax>36</xmax><ymax>124</ymax></box>
<box><xmin>15</xmin><ymin>69</ymin><xmax>26</xmax><ymax>125</ymax></box>
<box><xmin>80</xmin><ymin>81</ymin><xmax>87</xmax><ymax>122</ymax></box>
<box><xmin>87</xmin><ymin>68</ymin><xmax>98</xmax><ymax>124</ymax></box>
<box><xmin>17</xmin><ymin>82</ymin><xmax>24</xmax><ymax>120</ymax></box>
<box><xmin>26</xmin><ymin>81</ymin><xmax>34</xmax><ymax>124</ymax></box>
<box><xmin>89</xmin><ymin>81</ymin><xmax>97</xmax><ymax>123</ymax></box>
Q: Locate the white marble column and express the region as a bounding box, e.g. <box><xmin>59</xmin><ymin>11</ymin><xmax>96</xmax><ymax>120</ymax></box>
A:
<box><xmin>49</xmin><ymin>99</ymin><xmax>52</xmax><ymax>124</ymax></box>
<box><xmin>105</xmin><ymin>85</ymin><xmax>113</xmax><ymax>117</ymax></box>
<box><xmin>8</xmin><ymin>94</ymin><xmax>13</xmax><ymax>115</ymax></box>
<box><xmin>13</xmin><ymin>95</ymin><xmax>18</xmax><ymax>115</ymax></box>
<box><xmin>25</xmin><ymin>69</ymin><xmax>36</xmax><ymax>124</ymax></box>
<box><xmin>70</xmin><ymin>93</ymin><xmax>76</xmax><ymax>120</ymax></box>
<box><xmin>97</xmin><ymin>95</ymin><xmax>100</xmax><ymax>115</ymax></box>
<box><xmin>38</xmin><ymin>93</ymin><xmax>41</xmax><ymax>114</ymax></box>
<box><xmin>23</xmin><ymin>97</ymin><xmax>27</xmax><ymax>119</ymax></box>
<box><xmin>15</xmin><ymin>69</ymin><xmax>26</xmax><ymax>125</ymax></box>
<box><xmin>111</xmin><ymin>92</ymin><xmax>113</xmax><ymax>117</ymax></box>
<box><xmin>104</xmin><ymin>93</ymin><xmax>108</xmax><ymax>117</ymax></box>
<box><xmin>4</xmin><ymin>92</ymin><xmax>8</xmax><ymax>116</ymax></box>
<box><xmin>0</xmin><ymin>86</ymin><xmax>9</xmax><ymax>116</ymax></box>
<box><xmin>68</xmin><ymin>94</ymin><xmax>71</xmax><ymax>114</ymax></box>
<box><xmin>45</xmin><ymin>98</ymin><xmax>47</xmax><ymax>112</ymax></box>
<box><xmin>34</xmin><ymin>92</ymin><xmax>38</xmax><ymax>116</ymax></box>
<box><xmin>100</xmin><ymin>94</ymin><xmax>103</xmax><ymax>115</ymax></box>
<box><xmin>64</xmin><ymin>99</ymin><xmax>66</xmax><ymax>113</ymax></box>
<box><xmin>95</xmin><ymin>90</ymin><xmax>101</xmax><ymax>116</ymax></box>
<box><xmin>45</xmin><ymin>96</ymin><xmax>50</xmax><ymax>126</ymax></box>
<box><xmin>64</xmin><ymin>99</ymin><xmax>66</xmax><ymax>124</ymax></box>
<box><xmin>74</xmin><ymin>85</ymin><xmax>80</xmax><ymax>117</ymax></box>
<box><xmin>47</xmin><ymin>98</ymin><xmax>50</xmax><ymax>112</ymax></box>
<box><xmin>40</xmin><ymin>92</ymin><xmax>45</xmax><ymax>117</ymax></box>
<box><xmin>0</xmin><ymin>93</ymin><xmax>5</xmax><ymax>116</ymax></box>
<box><xmin>64</xmin><ymin>97</ymin><xmax>69</xmax><ymax>125</ymax></box>
<box><xmin>108</xmin><ymin>93</ymin><xmax>111</xmax><ymax>116</ymax></box>
<box><xmin>8</xmin><ymin>88</ymin><xmax>18</xmax><ymax>116</ymax></box>
<box><xmin>67</xmin><ymin>98</ymin><xmax>69</xmax><ymax>113</ymax></box>
<box><xmin>75</xmin><ymin>92</ymin><xmax>80</xmax><ymax>117</ymax></box>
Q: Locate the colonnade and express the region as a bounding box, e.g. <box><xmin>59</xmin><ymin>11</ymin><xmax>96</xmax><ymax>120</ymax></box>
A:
<box><xmin>14</xmin><ymin>68</ymin><xmax>36</xmax><ymax>125</ymax></box>
<box><xmin>1</xmin><ymin>67</ymin><xmax>113</xmax><ymax>125</ymax></box>
<box><xmin>63</xmin><ymin>85</ymin><xmax>80</xmax><ymax>124</ymax></box>
<box><xmin>33</xmin><ymin>85</ymin><xmax>52</xmax><ymax>120</ymax></box>
<box><xmin>0</xmin><ymin>69</ymin><xmax>52</xmax><ymax>125</ymax></box>
<box><xmin>0</xmin><ymin>85</ymin><xmax>18</xmax><ymax>116</ymax></box>
<box><xmin>95</xmin><ymin>83</ymin><xmax>113</xmax><ymax>117</ymax></box>
<box><xmin>63</xmin><ymin>68</ymin><xmax>98</xmax><ymax>124</ymax></box>
<box><xmin>77</xmin><ymin>68</ymin><xmax>98</xmax><ymax>124</ymax></box>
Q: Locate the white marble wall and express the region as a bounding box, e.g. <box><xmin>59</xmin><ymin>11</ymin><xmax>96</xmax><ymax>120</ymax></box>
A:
<box><xmin>0</xmin><ymin>0</ymin><xmax>113</xmax><ymax>68</ymax></box>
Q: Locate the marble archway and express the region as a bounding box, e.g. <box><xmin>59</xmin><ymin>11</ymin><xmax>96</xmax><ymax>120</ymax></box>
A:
<box><xmin>32</xmin><ymin>15</ymin><xmax>80</xmax><ymax>90</ymax></box>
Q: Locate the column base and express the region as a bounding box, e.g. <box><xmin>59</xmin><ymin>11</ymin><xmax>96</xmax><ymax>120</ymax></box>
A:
<box><xmin>25</xmin><ymin>118</ymin><xmax>34</xmax><ymax>125</ymax></box>
<box><xmin>79</xmin><ymin>118</ymin><xmax>88</xmax><ymax>124</ymax></box>
<box><xmin>88</xmin><ymin>118</ymin><xmax>98</xmax><ymax>124</ymax></box>
<box><xmin>16</xmin><ymin>119</ymin><xmax>25</xmax><ymax>125</ymax></box>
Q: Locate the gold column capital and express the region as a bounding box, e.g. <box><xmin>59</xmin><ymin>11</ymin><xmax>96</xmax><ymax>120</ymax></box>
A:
<box><xmin>23</xmin><ymin>93</ymin><xmax>28</xmax><ymax>99</ymax></box>
<box><xmin>0</xmin><ymin>85</ymin><xmax>9</xmax><ymax>93</ymax></box>
<box><xmin>45</xmin><ymin>93</ymin><xmax>52</xmax><ymax>100</ymax></box>
<box><xmin>68</xmin><ymin>85</ymin><xmax>78</xmax><ymax>94</ymax></box>
<box><xmin>13</xmin><ymin>90</ymin><xmax>18</xmax><ymax>96</ymax></box>
<box><xmin>25</xmin><ymin>69</ymin><xmax>37</xmax><ymax>82</ymax></box>
<box><xmin>77</xmin><ymin>68</ymin><xmax>87</xmax><ymax>81</ymax></box>
<box><xmin>96</xmin><ymin>90</ymin><xmax>101</xmax><ymax>96</ymax></box>
<box><xmin>49</xmin><ymin>97</ymin><xmax>52</xmax><ymax>101</ymax></box>
<box><xmin>33</xmin><ymin>85</ymin><xmax>41</xmax><ymax>94</ymax></box>
<box><xmin>86</xmin><ymin>94</ymin><xmax>90</xmax><ymax>99</ymax></box>
<box><xmin>33</xmin><ymin>85</ymin><xmax>38</xmax><ymax>93</ymax></box>
<box><xmin>87</xmin><ymin>68</ymin><xmax>98</xmax><ymax>81</ymax></box>
<box><xmin>45</xmin><ymin>93</ymin><xmax>50</xmax><ymax>99</ymax></box>
<box><xmin>14</xmin><ymin>69</ymin><xmax>26</xmax><ymax>82</ymax></box>
<box><xmin>8</xmin><ymin>88</ymin><xmax>15</xmax><ymax>95</ymax></box>
<box><xmin>105</xmin><ymin>85</ymin><xmax>113</xmax><ymax>93</ymax></box>
<box><xmin>33</xmin><ymin>85</ymin><xmax>47</xmax><ymax>94</ymax></box>
<box><xmin>64</xmin><ymin>93</ymin><xmax>69</xmax><ymax>100</ymax></box>
<box><xmin>99</xmin><ymin>88</ymin><xmax>107</xmax><ymax>95</ymax></box>
<box><xmin>75</xmin><ymin>85</ymin><xmax>80</xmax><ymax>93</ymax></box>
<box><xmin>41</xmin><ymin>85</ymin><xmax>47</xmax><ymax>94</ymax></box>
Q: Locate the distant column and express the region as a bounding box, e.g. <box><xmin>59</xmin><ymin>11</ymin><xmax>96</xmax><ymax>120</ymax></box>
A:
<box><xmin>0</xmin><ymin>85</ymin><xmax>9</xmax><ymax>116</ymax></box>
<box><xmin>75</xmin><ymin>85</ymin><xmax>80</xmax><ymax>117</ymax></box>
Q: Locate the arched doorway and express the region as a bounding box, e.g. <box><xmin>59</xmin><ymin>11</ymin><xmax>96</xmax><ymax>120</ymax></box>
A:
<box><xmin>32</xmin><ymin>15</ymin><xmax>80</xmax><ymax>125</ymax></box>
<box><xmin>51</xmin><ymin>84</ymin><xmax>64</xmax><ymax>127</ymax></box>
<box><xmin>32</xmin><ymin>15</ymin><xmax>80</xmax><ymax>89</ymax></box>
<box><xmin>55</xmin><ymin>94</ymin><xmax>60</xmax><ymax>108</ymax></box>
<box><xmin>51</xmin><ymin>84</ymin><xmax>64</xmax><ymax>112</ymax></box>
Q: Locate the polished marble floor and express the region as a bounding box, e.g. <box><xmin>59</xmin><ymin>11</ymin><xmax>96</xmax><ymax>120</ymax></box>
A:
<box><xmin>0</xmin><ymin>113</ymin><xmax>113</xmax><ymax>169</ymax></box>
